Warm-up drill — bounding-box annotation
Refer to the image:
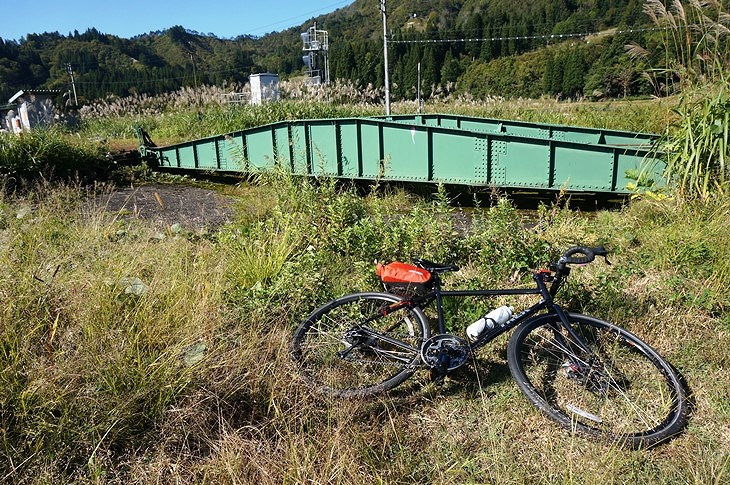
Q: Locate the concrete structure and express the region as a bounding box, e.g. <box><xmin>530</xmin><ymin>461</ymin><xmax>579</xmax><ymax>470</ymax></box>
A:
<box><xmin>0</xmin><ymin>104</ymin><xmax>15</xmax><ymax>133</ymax></box>
<box><xmin>2</xmin><ymin>89</ymin><xmax>62</xmax><ymax>134</ymax></box>
<box><xmin>249</xmin><ymin>74</ymin><xmax>279</xmax><ymax>105</ymax></box>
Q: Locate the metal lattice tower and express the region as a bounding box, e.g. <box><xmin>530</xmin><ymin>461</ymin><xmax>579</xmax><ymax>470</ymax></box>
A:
<box><xmin>301</xmin><ymin>23</ymin><xmax>329</xmax><ymax>85</ymax></box>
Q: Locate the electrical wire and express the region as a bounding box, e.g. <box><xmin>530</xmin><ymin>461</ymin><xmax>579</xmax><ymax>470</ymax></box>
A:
<box><xmin>387</xmin><ymin>25</ymin><xmax>673</xmax><ymax>44</ymax></box>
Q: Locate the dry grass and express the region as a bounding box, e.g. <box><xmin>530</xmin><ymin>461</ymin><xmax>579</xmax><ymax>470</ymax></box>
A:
<box><xmin>1</xmin><ymin>168</ymin><xmax>729</xmax><ymax>483</ymax></box>
<box><xmin>76</xmin><ymin>79</ymin><xmax>676</xmax><ymax>146</ymax></box>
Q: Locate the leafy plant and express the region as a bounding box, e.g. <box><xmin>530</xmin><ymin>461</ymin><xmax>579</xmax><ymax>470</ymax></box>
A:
<box><xmin>0</xmin><ymin>127</ymin><xmax>109</xmax><ymax>184</ymax></box>
<box><xmin>628</xmin><ymin>0</ymin><xmax>730</xmax><ymax>199</ymax></box>
<box><xmin>662</xmin><ymin>81</ymin><xmax>730</xmax><ymax>198</ymax></box>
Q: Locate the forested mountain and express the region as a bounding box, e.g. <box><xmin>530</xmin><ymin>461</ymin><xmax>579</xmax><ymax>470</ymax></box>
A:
<box><xmin>0</xmin><ymin>0</ymin><xmax>661</xmax><ymax>104</ymax></box>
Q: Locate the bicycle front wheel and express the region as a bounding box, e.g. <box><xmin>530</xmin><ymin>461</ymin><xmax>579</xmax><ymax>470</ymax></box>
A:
<box><xmin>290</xmin><ymin>292</ymin><xmax>430</xmax><ymax>398</ymax></box>
<box><xmin>507</xmin><ymin>313</ymin><xmax>688</xmax><ymax>449</ymax></box>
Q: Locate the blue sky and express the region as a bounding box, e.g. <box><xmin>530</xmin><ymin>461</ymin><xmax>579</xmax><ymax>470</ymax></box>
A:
<box><xmin>2</xmin><ymin>0</ymin><xmax>354</xmax><ymax>41</ymax></box>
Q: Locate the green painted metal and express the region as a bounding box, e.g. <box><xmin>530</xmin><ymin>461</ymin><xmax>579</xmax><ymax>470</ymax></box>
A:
<box><xmin>379</xmin><ymin>113</ymin><xmax>658</xmax><ymax>148</ymax></box>
<box><xmin>141</xmin><ymin>114</ymin><xmax>664</xmax><ymax>194</ymax></box>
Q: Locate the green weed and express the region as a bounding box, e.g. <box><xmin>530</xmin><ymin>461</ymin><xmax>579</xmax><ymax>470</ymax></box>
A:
<box><xmin>0</xmin><ymin>128</ymin><xmax>109</xmax><ymax>184</ymax></box>
<box><xmin>661</xmin><ymin>81</ymin><xmax>730</xmax><ymax>199</ymax></box>
<box><xmin>629</xmin><ymin>0</ymin><xmax>730</xmax><ymax>199</ymax></box>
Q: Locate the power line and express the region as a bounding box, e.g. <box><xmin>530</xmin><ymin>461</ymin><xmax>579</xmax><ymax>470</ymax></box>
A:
<box><xmin>387</xmin><ymin>25</ymin><xmax>673</xmax><ymax>45</ymax></box>
<box><xmin>425</xmin><ymin>21</ymin><xmax>566</xmax><ymax>38</ymax></box>
<box><xmin>248</xmin><ymin>0</ymin><xmax>352</xmax><ymax>35</ymax></box>
<box><xmin>73</xmin><ymin>65</ymin><xmax>246</xmax><ymax>87</ymax></box>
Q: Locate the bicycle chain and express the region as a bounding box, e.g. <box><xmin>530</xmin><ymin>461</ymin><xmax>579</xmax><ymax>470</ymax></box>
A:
<box><xmin>339</xmin><ymin>333</ymin><xmax>425</xmax><ymax>368</ymax></box>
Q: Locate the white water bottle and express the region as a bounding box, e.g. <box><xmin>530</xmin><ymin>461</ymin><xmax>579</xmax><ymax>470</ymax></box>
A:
<box><xmin>466</xmin><ymin>305</ymin><xmax>514</xmax><ymax>341</ymax></box>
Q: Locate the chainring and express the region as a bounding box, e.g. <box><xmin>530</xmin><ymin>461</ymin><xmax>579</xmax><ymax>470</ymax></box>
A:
<box><xmin>421</xmin><ymin>334</ymin><xmax>470</xmax><ymax>371</ymax></box>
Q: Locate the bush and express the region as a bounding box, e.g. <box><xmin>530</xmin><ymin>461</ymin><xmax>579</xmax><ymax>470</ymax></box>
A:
<box><xmin>0</xmin><ymin>128</ymin><xmax>109</xmax><ymax>185</ymax></box>
<box><xmin>659</xmin><ymin>81</ymin><xmax>730</xmax><ymax>199</ymax></box>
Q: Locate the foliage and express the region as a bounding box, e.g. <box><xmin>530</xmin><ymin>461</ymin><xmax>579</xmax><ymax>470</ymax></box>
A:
<box><xmin>634</xmin><ymin>0</ymin><xmax>730</xmax><ymax>199</ymax></box>
<box><xmin>661</xmin><ymin>81</ymin><xmax>730</xmax><ymax>198</ymax></box>
<box><xmin>459</xmin><ymin>52</ymin><xmax>547</xmax><ymax>99</ymax></box>
<box><xmin>0</xmin><ymin>127</ymin><xmax>109</xmax><ymax>183</ymax></box>
<box><xmin>0</xmin><ymin>173</ymin><xmax>729</xmax><ymax>482</ymax></box>
<box><xmin>0</xmin><ymin>0</ymin><xmax>664</xmax><ymax>104</ymax></box>
<box><xmin>0</xmin><ymin>28</ymin><xmax>260</xmax><ymax>104</ymax></box>
<box><xmin>8</xmin><ymin>0</ymin><xmax>724</xmax><ymax>104</ymax></box>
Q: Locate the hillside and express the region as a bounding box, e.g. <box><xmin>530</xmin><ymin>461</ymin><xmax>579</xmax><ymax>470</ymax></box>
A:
<box><xmin>0</xmin><ymin>0</ymin><xmax>653</xmax><ymax>104</ymax></box>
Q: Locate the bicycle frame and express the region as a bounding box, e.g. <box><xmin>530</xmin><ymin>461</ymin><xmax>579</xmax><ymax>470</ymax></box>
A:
<box><xmin>385</xmin><ymin>266</ymin><xmax>593</xmax><ymax>356</ymax></box>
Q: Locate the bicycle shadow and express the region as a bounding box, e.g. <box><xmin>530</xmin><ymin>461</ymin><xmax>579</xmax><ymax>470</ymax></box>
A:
<box><xmin>428</xmin><ymin>345</ymin><xmax>514</xmax><ymax>398</ymax></box>
<box><xmin>440</xmin><ymin>358</ymin><xmax>513</xmax><ymax>397</ymax></box>
<box><xmin>326</xmin><ymin>347</ymin><xmax>695</xmax><ymax>450</ymax></box>
<box><xmin>348</xmin><ymin>348</ymin><xmax>516</xmax><ymax>420</ymax></box>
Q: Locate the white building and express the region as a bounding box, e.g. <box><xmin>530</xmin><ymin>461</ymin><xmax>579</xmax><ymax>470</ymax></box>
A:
<box><xmin>2</xmin><ymin>89</ymin><xmax>62</xmax><ymax>134</ymax></box>
<box><xmin>249</xmin><ymin>74</ymin><xmax>279</xmax><ymax>105</ymax></box>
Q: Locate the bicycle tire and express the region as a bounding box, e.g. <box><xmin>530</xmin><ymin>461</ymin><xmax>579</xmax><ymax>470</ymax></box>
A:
<box><xmin>507</xmin><ymin>312</ymin><xmax>688</xmax><ymax>449</ymax></box>
<box><xmin>290</xmin><ymin>292</ymin><xmax>430</xmax><ymax>398</ymax></box>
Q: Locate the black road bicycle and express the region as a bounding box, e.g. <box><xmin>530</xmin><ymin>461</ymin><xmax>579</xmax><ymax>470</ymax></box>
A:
<box><xmin>290</xmin><ymin>247</ymin><xmax>689</xmax><ymax>449</ymax></box>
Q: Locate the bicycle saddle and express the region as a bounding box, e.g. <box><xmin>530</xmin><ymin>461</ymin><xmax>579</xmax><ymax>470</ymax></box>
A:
<box><xmin>412</xmin><ymin>258</ymin><xmax>460</xmax><ymax>273</ymax></box>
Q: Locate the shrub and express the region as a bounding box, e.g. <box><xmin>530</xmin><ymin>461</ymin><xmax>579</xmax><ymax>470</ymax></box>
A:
<box><xmin>0</xmin><ymin>128</ymin><xmax>109</xmax><ymax>185</ymax></box>
<box><xmin>660</xmin><ymin>81</ymin><xmax>730</xmax><ymax>199</ymax></box>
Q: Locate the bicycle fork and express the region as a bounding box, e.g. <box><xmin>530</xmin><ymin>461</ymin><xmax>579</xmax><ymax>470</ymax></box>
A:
<box><xmin>533</xmin><ymin>273</ymin><xmax>615</xmax><ymax>392</ymax></box>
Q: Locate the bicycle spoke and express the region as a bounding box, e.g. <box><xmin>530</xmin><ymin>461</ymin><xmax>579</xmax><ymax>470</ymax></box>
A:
<box><xmin>508</xmin><ymin>313</ymin><xmax>687</xmax><ymax>448</ymax></box>
<box><xmin>291</xmin><ymin>293</ymin><xmax>429</xmax><ymax>397</ymax></box>
<box><xmin>542</xmin><ymin>329</ymin><xmax>666</xmax><ymax>431</ymax></box>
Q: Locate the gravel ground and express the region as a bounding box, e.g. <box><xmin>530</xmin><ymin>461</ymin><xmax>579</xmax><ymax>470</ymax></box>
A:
<box><xmin>99</xmin><ymin>183</ymin><xmax>237</xmax><ymax>231</ymax></box>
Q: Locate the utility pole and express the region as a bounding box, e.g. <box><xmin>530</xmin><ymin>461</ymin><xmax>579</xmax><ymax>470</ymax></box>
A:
<box><xmin>189</xmin><ymin>52</ymin><xmax>198</xmax><ymax>89</ymax></box>
<box><xmin>381</xmin><ymin>0</ymin><xmax>391</xmax><ymax>116</ymax></box>
<box><xmin>417</xmin><ymin>61</ymin><xmax>421</xmax><ymax>113</ymax></box>
<box><xmin>65</xmin><ymin>63</ymin><xmax>78</xmax><ymax>107</ymax></box>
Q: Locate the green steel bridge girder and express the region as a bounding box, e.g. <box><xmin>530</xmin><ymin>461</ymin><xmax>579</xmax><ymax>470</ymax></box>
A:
<box><xmin>142</xmin><ymin>115</ymin><xmax>664</xmax><ymax>195</ymax></box>
<box><xmin>378</xmin><ymin>113</ymin><xmax>658</xmax><ymax>147</ymax></box>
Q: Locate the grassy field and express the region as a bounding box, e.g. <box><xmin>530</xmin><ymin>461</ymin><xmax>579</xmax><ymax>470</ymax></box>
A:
<box><xmin>75</xmin><ymin>83</ymin><xmax>677</xmax><ymax>150</ymax></box>
<box><xmin>5</xmin><ymin>0</ymin><xmax>729</xmax><ymax>477</ymax></box>
<box><xmin>1</xmin><ymin>162</ymin><xmax>729</xmax><ymax>482</ymax></box>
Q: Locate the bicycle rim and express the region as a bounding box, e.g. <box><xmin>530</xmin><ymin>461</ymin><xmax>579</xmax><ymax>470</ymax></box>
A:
<box><xmin>508</xmin><ymin>313</ymin><xmax>688</xmax><ymax>448</ymax></box>
<box><xmin>290</xmin><ymin>292</ymin><xmax>429</xmax><ymax>398</ymax></box>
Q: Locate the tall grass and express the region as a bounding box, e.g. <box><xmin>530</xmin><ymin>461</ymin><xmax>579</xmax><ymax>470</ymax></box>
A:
<box><xmin>77</xmin><ymin>79</ymin><xmax>675</xmax><ymax>148</ymax></box>
<box><xmin>79</xmin><ymin>80</ymin><xmax>387</xmax><ymax>144</ymax></box>
<box><xmin>0</xmin><ymin>128</ymin><xmax>109</xmax><ymax>184</ymax></box>
<box><xmin>631</xmin><ymin>0</ymin><xmax>730</xmax><ymax>199</ymax></box>
<box><xmin>633</xmin><ymin>0</ymin><xmax>730</xmax><ymax>94</ymax></box>
<box><xmin>0</xmin><ymin>181</ymin><xmax>229</xmax><ymax>481</ymax></box>
<box><xmin>660</xmin><ymin>78</ymin><xmax>730</xmax><ymax>198</ymax></box>
<box><xmin>81</xmin><ymin>98</ymin><xmax>383</xmax><ymax>146</ymax></box>
<box><xmin>1</xmin><ymin>171</ymin><xmax>729</xmax><ymax>483</ymax></box>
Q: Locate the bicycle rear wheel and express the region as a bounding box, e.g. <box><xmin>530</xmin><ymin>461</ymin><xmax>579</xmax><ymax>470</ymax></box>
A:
<box><xmin>507</xmin><ymin>313</ymin><xmax>688</xmax><ymax>448</ymax></box>
<box><xmin>290</xmin><ymin>292</ymin><xmax>430</xmax><ymax>398</ymax></box>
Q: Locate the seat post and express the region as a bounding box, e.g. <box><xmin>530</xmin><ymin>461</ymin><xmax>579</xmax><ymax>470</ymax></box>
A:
<box><xmin>431</xmin><ymin>274</ymin><xmax>447</xmax><ymax>334</ymax></box>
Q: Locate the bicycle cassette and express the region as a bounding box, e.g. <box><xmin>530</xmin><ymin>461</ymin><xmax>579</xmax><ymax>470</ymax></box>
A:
<box><xmin>421</xmin><ymin>334</ymin><xmax>470</xmax><ymax>371</ymax></box>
